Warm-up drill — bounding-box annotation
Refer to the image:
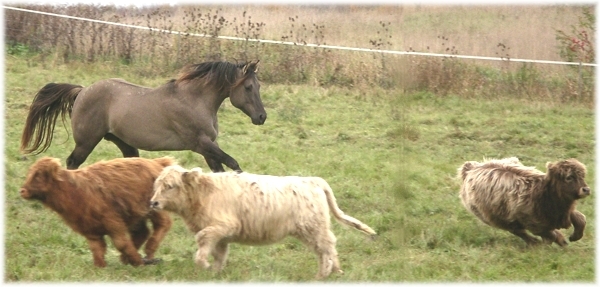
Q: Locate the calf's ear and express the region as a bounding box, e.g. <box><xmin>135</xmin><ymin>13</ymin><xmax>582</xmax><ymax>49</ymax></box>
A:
<box><xmin>37</xmin><ymin>157</ymin><xmax>63</xmax><ymax>182</ymax></box>
<box><xmin>545</xmin><ymin>161</ymin><xmax>559</xmax><ymax>180</ymax></box>
<box><xmin>156</xmin><ymin>156</ymin><xmax>176</xmax><ymax>167</ymax></box>
<box><xmin>181</xmin><ymin>171</ymin><xmax>210</xmax><ymax>188</ymax></box>
<box><xmin>182</xmin><ymin>171</ymin><xmax>193</xmax><ymax>184</ymax></box>
<box><xmin>546</xmin><ymin>161</ymin><xmax>556</xmax><ymax>173</ymax></box>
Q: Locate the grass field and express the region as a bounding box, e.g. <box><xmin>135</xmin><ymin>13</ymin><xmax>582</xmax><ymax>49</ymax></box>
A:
<box><xmin>3</xmin><ymin>48</ymin><xmax>594</xmax><ymax>282</ymax></box>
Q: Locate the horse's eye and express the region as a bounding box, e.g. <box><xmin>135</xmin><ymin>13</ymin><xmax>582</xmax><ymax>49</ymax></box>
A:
<box><xmin>245</xmin><ymin>85</ymin><xmax>252</xmax><ymax>91</ymax></box>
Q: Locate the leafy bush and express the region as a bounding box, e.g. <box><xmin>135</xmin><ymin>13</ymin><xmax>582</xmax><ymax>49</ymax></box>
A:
<box><xmin>6</xmin><ymin>42</ymin><xmax>30</xmax><ymax>56</ymax></box>
<box><xmin>555</xmin><ymin>6</ymin><xmax>594</xmax><ymax>63</ymax></box>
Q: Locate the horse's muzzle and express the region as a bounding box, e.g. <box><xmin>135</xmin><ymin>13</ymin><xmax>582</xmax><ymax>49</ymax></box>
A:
<box><xmin>253</xmin><ymin>113</ymin><xmax>267</xmax><ymax>125</ymax></box>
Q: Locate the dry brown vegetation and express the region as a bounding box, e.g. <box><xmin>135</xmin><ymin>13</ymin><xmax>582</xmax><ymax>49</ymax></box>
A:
<box><xmin>4</xmin><ymin>4</ymin><xmax>595</xmax><ymax>104</ymax></box>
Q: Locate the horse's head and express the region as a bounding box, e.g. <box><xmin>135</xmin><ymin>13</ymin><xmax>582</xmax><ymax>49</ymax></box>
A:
<box><xmin>230</xmin><ymin>60</ymin><xmax>267</xmax><ymax>125</ymax></box>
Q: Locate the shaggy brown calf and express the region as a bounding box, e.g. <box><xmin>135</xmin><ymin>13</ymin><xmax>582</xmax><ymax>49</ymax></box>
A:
<box><xmin>150</xmin><ymin>165</ymin><xmax>377</xmax><ymax>279</ymax></box>
<box><xmin>458</xmin><ymin>157</ymin><xmax>590</xmax><ymax>247</ymax></box>
<box><xmin>20</xmin><ymin>156</ymin><xmax>174</xmax><ymax>267</ymax></box>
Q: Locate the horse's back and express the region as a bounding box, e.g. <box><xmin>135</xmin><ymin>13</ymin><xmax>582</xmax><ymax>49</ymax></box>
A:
<box><xmin>74</xmin><ymin>78</ymin><xmax>145</xmax><ymax>120</ymax></box>
<box><xmin>74</xmin><ymin>78</ymin><xmax>140</xmax><ymax>106</ymax></box>
<box><xmin>71</xmin><ymin>78</ymin><xmax>193</xmax><ymax>151</ymax></box>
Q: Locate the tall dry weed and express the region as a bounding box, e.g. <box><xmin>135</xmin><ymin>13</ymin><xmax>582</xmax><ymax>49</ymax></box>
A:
<box><xmin>4</xmin><ymin>4</ymin><xmax>594</xmax><ymax>104</ymax></box>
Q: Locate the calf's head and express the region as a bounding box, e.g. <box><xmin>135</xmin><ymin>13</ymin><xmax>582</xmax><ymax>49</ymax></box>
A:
<box><xmin>20</xmin><ymin>157</ymin><xmax>63</xmax><ymax>202</ymax></box>
<box><xmin>546</xmin><ymin>159</ymin><xmax>591</xmax><ymax>200</ymax></box>
<box><xmin>151</xmin><ymin>165</ymin><xmax>201</xmax><ymax>212</ymax></box>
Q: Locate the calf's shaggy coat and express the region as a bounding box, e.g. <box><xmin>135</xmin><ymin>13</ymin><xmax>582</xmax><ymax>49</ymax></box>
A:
<box><xmin>150</xmin><ymin>165</ymin><xmax>377</xmax><ymax>279</ymax></box>
<box><xmin>458</xmin><ymin>157</ymin><xmax>590</xmax><ymax>246</ymax></box>
<box><xmin>20</xmin><ymin>157</ymin><xmax>174</xmax><ymax>267</ymax></box>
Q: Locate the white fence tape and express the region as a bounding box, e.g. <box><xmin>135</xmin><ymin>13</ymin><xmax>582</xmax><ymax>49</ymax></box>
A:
<box><xmin>4</xmin><ymin>5</ymin><xmax>597</xmax><ymax>67</ymax></box>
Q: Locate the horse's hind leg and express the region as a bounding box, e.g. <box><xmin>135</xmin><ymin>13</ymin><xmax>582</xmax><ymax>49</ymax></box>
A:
<box><xmin>104</xmin><ymin>133</ymin><xmax>139</xmax><ymax>157</ymax></box>
<box><xmin>67</xmin><ymin>141</ymin><xmax>101</xmax><ymax>169</ymax></box>
<box><xmin>67</xmin><ymin>123</ymin><xmax>107</xmax><ymax>169</ymax></box>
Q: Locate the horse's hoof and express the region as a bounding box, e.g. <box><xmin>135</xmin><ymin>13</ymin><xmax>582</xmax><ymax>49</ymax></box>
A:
<box><xmin>142</xmin><ymin>258</ymin><xmax>163</xmax><ymax>265</ymax></box>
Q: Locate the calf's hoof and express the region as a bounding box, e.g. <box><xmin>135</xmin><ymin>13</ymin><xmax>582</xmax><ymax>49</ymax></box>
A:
<box><xmin>524</xmin><ymin>238</ymin><xmax>542</xmax><ymax>247</ymax></box>
<box><xmin>569</xmin><ymin>233</ymin><xmax>583</xmax><ymax>242</ymax></box>
<box><xmin>194</xmin><ymin>253</ymin><xmax>211</xmax><ymax>269</ymax></box>
<box><xmin>119</xmin><ymin>254</ymin><xmax>144</xmax><ymax>266</ymax></box>
<box><xmin>556</xmin><ymin>240</ymin><xmax>568</xmax><ymax>247</ymax></box>
<box><xmin>143</xmin><ymin>257</ymin><xmax>163</xmax><ymax>265</ymax></box>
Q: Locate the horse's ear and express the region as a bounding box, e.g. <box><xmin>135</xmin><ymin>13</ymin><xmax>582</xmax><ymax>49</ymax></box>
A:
<box><xmin>242</xmin><ymin>60</ymin><xmax>260</xmax><ymax>75</ymax></box>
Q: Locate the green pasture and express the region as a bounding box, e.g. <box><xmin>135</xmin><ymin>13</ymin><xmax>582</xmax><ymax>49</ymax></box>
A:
<box><xmin>4</xmin><ymin>54</ymin><xmax>594</xmax><ymax>282</ymax></box>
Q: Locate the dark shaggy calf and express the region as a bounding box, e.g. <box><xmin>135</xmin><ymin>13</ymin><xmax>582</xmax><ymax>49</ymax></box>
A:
<box><xmin>20</xmin><ymin>156</ymin><xmax>174</xmax><ymax>267</ymax></box>
<box><xmin>458</xmin><ymin>157</ymin><xmax>590</xmax><ymax>247</ymax></box>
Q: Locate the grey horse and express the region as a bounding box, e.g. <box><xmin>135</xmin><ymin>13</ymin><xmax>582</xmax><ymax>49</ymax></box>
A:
<box><xmin>21</xmin><ymin>60</ymin><xmax>266</xmax><ymax>172</ymax></box>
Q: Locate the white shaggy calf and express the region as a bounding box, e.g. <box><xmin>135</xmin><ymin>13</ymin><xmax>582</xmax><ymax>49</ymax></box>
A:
<box><xmin>150</xmin><ymin>165</ymin><xmax>377</xmax><ymax>279</ymax></box>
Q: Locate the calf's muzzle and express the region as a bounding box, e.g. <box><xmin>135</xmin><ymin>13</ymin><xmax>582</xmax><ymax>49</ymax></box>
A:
<box><xmin>581</xmin><ymin>186</ymin><xmax>591</xmax><ymax>197</ymax></box>
<box><xmin>150</xmin><ymin>201</ymin><xmax>160</xmax><ymax>209</ymax></box>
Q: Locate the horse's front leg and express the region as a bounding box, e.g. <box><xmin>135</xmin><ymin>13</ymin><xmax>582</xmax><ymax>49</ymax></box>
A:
<box><xmin>205</xmin><ymin>157</ymin><xmax>226</xmax><ymax>173</ymax></box>
<box><xmin>196</xmin><ymin>137</ymin><xmax>242</xmax><ymax>172</ymax></box>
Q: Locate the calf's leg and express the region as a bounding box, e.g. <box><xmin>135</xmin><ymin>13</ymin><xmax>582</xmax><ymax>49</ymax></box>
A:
<box><xmin>86</xmin><ymin>236</ymin><xmax>108</xmax><ymax>267</ymax></box>
<box><xmin>127</xmin><ymin>221</ymin><xmax>159</xmax><ymax>265</ymax></box>
<box><xmin>316</xmin><ymin>230</ymin><xmax>343</xmax><ymax>280</ymax></box>
<box><xmin>144</xmin><ymin>211</ymin><xmax>172</xmax><ymax>262</ymax></box>
<box><xmin>129</xmin><ymin>222</ymin><xmax>150</xmax><ymax>250</ymax></box>
<box><xmin>108</xmin><ymin>226</ymin><xmax>144</xmax><ymax>266</ymax></box>
<box><xmin>569</xmin><ymin>210</ymin><xmax>586</xmax><ymax>242</ymax></box>
<box><xmin>194</xmin><ymin>226</ymin><xmax>235</xmax><ymax>270</ymax></box>
<box><xmin>296</xmin><ymin>228</ymin><xmax>343</xmax><ymax>279</ymax></box>
<box><xmin>553</xmin><ymin>230</ymin><xmax>568</xmax><ymax>246</ymax></box>
<box><xmin>496</xmin><ymin>221</ymin><xmax>540</xmax><ymax>246</ymax></box>
<box><xmin>536</xmin><ymin>229</ymin><xmax>567</xmax><ymax>247</ymax></box>
<box><xmin>211</xmin><ymin>240</ymin><xmax>230</xmax><ymax>271</ymax></box>
<box><xmin>508</xmin><ymin>229</ymin><xmax>541</xmax><ymax>246</ymax></box>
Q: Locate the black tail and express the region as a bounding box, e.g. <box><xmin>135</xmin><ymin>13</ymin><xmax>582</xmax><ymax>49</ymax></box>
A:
<box><xmin>21</xmin><ymin>83</ymin><xmax>83</xmax><ymax>155</ymax></box>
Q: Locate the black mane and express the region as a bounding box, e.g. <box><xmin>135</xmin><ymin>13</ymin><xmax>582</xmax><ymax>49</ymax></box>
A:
<box><xmin>176</xmin><ymin>61</ymin><xmax>249</xmax><ymax>93</ymax></box>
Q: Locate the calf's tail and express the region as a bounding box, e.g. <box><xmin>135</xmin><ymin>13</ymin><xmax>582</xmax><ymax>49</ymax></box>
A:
<box><xmin>320</xmin><ymin>180</ymin><xmax>377</xmax><ymax>239</ymax></box>
<box><xmin>153</xmin><ymin>156</ymin><xmax>176</xmax><ymax>168</ymax></box>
